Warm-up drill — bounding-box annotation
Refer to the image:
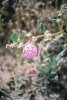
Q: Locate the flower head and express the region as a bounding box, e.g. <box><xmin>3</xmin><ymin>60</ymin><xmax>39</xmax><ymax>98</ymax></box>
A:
<box><xmin>27</xmin><ymin>68</ymin><xmax>37</xmax><ymax>77</ymax></box>
<box><xmin>23</xmin><ymin>43</ymin><xmax>37</xmax><ymax>58</ymax></box>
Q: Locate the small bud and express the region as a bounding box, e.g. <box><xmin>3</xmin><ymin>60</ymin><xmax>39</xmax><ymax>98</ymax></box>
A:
<box><xmin>64</xmin><ymin>44</ymin><xmax>67</xmax><ymax>48</ymax></box>
<box><xmin>18</xmin><ymin>42</ymin><xmax>23</xmax><ymax>48</ymax></box>
<box><xmin>52</xmin><ymin>38</ymin><xmax>57</xmax><ymax>43</ymax></box>
<box><xmin>27</xmin><ymin>68</ymin><xmax>37</xmax><ymax>77</ymax></box>
<box><xmin>26</xmin><ymin>32</ymin><xmax>32</xmax><ymax>37</ymax></box>
<box><xmin>6</xmin><ymin>44</ymin><xmax>10</xmax><ymax>48</ymax></box>
<box><xmin>45</xmin><ymin>33</ymin><xmax>52</xmax><ymax>41</ymax></box>
<box><xmin>55</xmin><ymin>75</ymin><xmax>58</xmax><ymax>80</ymax></box>
<box><xmin>45</xmin><ymin>33</ymin><xmax>52</xmax><ymax>38</ymax></box>
<box><xmin>32</xmin><ymin>36</ymin><xmax>37</xmax><ymax>42</ymax></box>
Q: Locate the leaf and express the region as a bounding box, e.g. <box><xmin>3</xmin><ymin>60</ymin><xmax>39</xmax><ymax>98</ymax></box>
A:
<box><xmin>22</xmin><ymin>30</ymin><xmax>27</xmax><ymax>36</ymax></box>
<box><xmin>53</xmin><ymin>18</ymin><xmax>61</xmax><ymax>23</ymax></box>
<box><xmin>53</xmin><ymin>48</ymin><xmax>67</xmax><ymax>63</ymax></box>
<box><xmin>0</xmin><ymin>89</ymin><xmax>14</xmax><ymax>100</ymax></box>
<box><xmin>46</xmin><ymin>48</ymin><xmax>67</xmax><ymax>79</ymax></box>
<box><xmin>11</xmin><ymin>32</ymin><xmax>19</xmax><ymax>42</ymax></box>
<box><xmin>36</xmin><ymin>64</ymin><xmax>45</xmax><ymax>75</ymax></box>
<box><xmin>47</xmin><ymin>67</ymin><xmax>53</xmax><ymax>79</ymax></box>
<box><xmin>17</xmin><ymin>48</ymin><xmax>21</xmax><ymax>53</ymax></box>
<box><xmin>39</xmin><ymin>23</ymin><xmax>46</xmax><ymax>33</ymax></box>
<box><xmin>60</xmin><ymin>5</ymin><xmax>65</xmax><ymax>14</ymax></box>
<box><xmin>64</xmin><ymin>20</ymin><xmax>67</xmax><ymax>23</ymax></box>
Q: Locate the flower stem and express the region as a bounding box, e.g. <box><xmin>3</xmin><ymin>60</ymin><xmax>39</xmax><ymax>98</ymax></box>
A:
<box><xmin>35</xmin><ymin>30</ymin><xmax>64</xmax><ymax>39</ymax></box>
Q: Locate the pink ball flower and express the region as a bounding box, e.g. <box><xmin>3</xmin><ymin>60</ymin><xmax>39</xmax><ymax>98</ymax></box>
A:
<box><xmin>27</xmin><ymin>68</ymin><xmax>37</xmax><ymax>77</ymax></box>
<box><xmin>23</xmin><ymin>43</ymin><xmax>37</xmax><ymax>58</ymax></box>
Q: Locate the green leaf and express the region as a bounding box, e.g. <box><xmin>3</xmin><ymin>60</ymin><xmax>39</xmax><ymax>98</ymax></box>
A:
<box><xmin>36</xmin><ymin>64</ymin><xmax>45</xmax><ymax>75</ymax></box>
<box><xmin>53</xmin><ymin>48</ymin><xmax>67</xmax><ymax>63</ymax></box>
<box><xmin>64</xmin><ymin>20</ymin><xmax>67</xmax><ymax>23</ymax></box>
<box><xmin>0</xmin><ymin>89</ymin><xmax>14</xmax><ymax>100</ymax></box>
<box><xmin>60</xmin><ymin>5</ymin><xmax>65</xmax><ymax>14</ymax></box>
<box><xmin>11</xmin><ymin>32</ymin><xmax>19</xmax><ymax>42</ymax></box>
<box><xmin>17</xmin><ymin>48</ymin><xmax>21</xmax><ymax>53</ymax></box>
<box><xmin>53</xmin><ymin>18</ymin><xmax>61</xmax><ymax>23</ymax></box>
<box><xmin>22</xmin><ymin>30</ymin><xmax>27</xmax><ymax>36</ymax></box>
<box><xmin>37</xmin><ymin>65</ymin><xmax>44</xmax><ymax>72</ymax></box>
<box><xmin>46</xmin><ymin>67</ymin><xmax>53</xmax><ymax>79</ymax></box>
<box><xmin>45</xmin><ymin>48</ymin><xmax>67</xmax><ymax>79</ymax></box>
<box><xmin>39</xmin><ymin>23</ymin><xmax>46</xmax><ymax>33</ymax></box>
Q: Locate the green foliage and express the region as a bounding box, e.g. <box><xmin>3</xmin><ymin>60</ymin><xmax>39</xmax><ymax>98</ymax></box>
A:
<box><xmin>11</xmin><ymin>32</ymin><xmax>19</xmax><ymax>43</ymax></box>
<box><xmin>37</xmin><ymin>64</ymin><xmax>45</xmax><ymax>76</ymax></box>
<box><xmin>64</xmin><ymin>20</ymin><xmax>67</xmax><ymax>23</ymax></box>
<box><xmin>60</xmin><ymin>5</ymin><xmax>65</xmax><ymax>14</ymax></box>
<box><xmin>46</xmin><ymin>48</ymin><xmax>67</xmax><ymax>78</ymax></box>
<box><xmin>17</xmin><ymin>48</ymin><xmax>21</xmax><ymax>53</ymax></box>
<box><xmin>53</xmin><ymin>18</ymin><xmax>61</xmax><ymax>23</ymax></box>
<box><xmin>0</xmin><ymin>89</ymin><xmax>14</xmax><ymax>100</ymax></box>
<box><xmin>39</xmin><ymin>23</ymin><xmax>46</xmax><ymax>33</ymax></box>
<box><xmin>22</xmin><ymin>30</ymin><xmax>27</xmax><ymax>36</ymax></box>
<box><xmin>42</xmin><ymin>48</ymin><xmax>67</xmax><ymax>79</ymax></box>
<box><xmin>54</xmin><ymin>48</ymin><xmax>67</xmax><ymax>63</ymax></box>
<box><xmin>45</xmin><ymin>48</ymin><xmax>67</xmax><ymax>78</ymax></box>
